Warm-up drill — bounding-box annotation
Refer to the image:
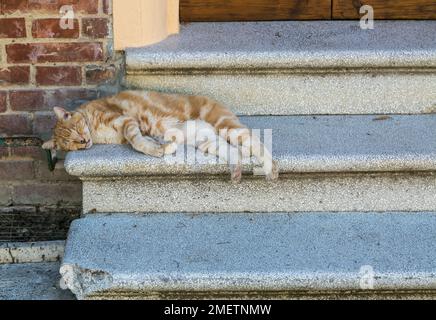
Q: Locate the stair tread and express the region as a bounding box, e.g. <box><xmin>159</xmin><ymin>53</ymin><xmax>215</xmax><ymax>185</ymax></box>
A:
<box><xmin>65</xmin><ymin>115</ymin><xmax>436</xmax><ymax>177</ymax></box>
<box><xmin>126</xmin><ymin>21</ymin><xmax>436</xmax><ymax>70</ymax></box>
<box><xmin>61</xmin><ymin>212</ymin><xmax>436</xmax><ymax>298</ymax></box>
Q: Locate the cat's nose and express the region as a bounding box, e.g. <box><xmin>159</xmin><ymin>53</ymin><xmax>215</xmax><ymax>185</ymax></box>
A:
<box><xmin>85</xmin><ymin>140</ymin><xmax>93</xmax><ymax>149</ymax></box>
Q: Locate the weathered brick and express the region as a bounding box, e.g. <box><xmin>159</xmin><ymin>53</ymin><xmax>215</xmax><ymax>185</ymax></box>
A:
<box><xmin>0</xmin><ymin>92</ymin><xmax>6</xmax><ymax>113</ymax></box>
<box><xmin>0</xmin><ymin>18</ymin><xmax>26</xmax><ymax>38</ymax></box>
<box><xmin>0</xmin><ymin>114</ymin><xmax>32</xmax><ymax>136</ymax></box>
<box><xmin>86</xmin><ymin>65</ymin><xmax>116</xmax><ymax>85</ymax></box>
<box><xmin>6</xmin><ymin>43</ymin><xmax>104</xmax><ymax>63</ymax></box>
<box><xmin>45</xmin><ymin>88</ymin><xmax>98</xmax><ymax>109</ymax></box>
<box><xmin>102</xmin><ymin>0</ymin><xmax>111</xmax><ymax>14</ymax></box>
<box><xmin>82</xmin><ymin>18</ymin><xmax>109</xmax><ymax>38</ymax></box>
<box><xmin>0</xmin><ymin>66</ymin><xmax>30</xmax><ymax>86</ymax></box>
<box><xmin>0</xmin><ymin>186</ymin><xmax>12</xmax><ymax>206</ymax></box>
<box><xmin>33</xmin><ymin>112</ymin><xmax>56</xmax><ymax>136</ymax></box>
<box><xmin>32</xmin><ymin>18</ymin><xmax>79</xmax><ymax>38</ymax></box>
<box><xmin>13</xmin><ymin>182</ymin><xmax>82</xmax><ymax>205</ymax></box>
<box><xmin>0</xmin><ymin>147</ymin><xmax>8</xmax><ymax>158</ymax></box>
<box><xmin>0</xmin><ymin>160</ymin><xmax>34</xmax><ymax>180</ymax></box>
<box><xmin>10</xmin><ymin>146</ymin><xmax>45</xmax><ymax>160</ymax></box>
<box><xmin>2</xmin><ymin>0</ymin><xmax>99</xmax><ymax>14</ymax></box>
<box><xmin>36</xmin><ymin>160</ymin><xmax>78</xmax><ymax>181</ymax></box>
<box><xmin>0</xmin><ymin>205</ymin><xmax>80</xmax><ymax>242</ymax></box>
<box><xmin>10</xmin><ymin>88</ymin><xmax>99</xmax><ymax>113</ymax></box>
<box><xmin>9</xmin><ymin>90</ymin><xmax>45</xmax><ymax>111</ymax></box>
<box><xmin>36</xmin><ymin>66</ymin><xmax>82</xmax><ymax>86</ymax></box>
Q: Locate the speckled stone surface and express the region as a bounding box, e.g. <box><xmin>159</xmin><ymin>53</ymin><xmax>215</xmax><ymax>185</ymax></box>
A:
<box><xmin>125</xmin><ymin>21</ymin><xmax>436</xmax><ymax>115</ymax></box>
<box><xmin>0</xmin><ymin>262</ymin><xmax>74</xmax><ymax>300</ymax></box>
<box><xmin>66</xmin><ymin>115</ymin><xmax>436</xmax><ymax>177</ymax></box>
<box><xmin>82</xmin><ymin>173</ymin><xmax>436</xmax><ymax>213</ymax></box>
<box><xmin>61</xmin><ymin>212</ymin><xmax>436</xmax><ymax>299</ymax></box>
<box><xmin>127</xmin><ymin>73</ymin><xmax>436</xmax><ymax>115</ymax></box>
<box><xmin>127</xmin><ymin>21</ymin><xmax>436</xmax><ymax>70</ymax></box>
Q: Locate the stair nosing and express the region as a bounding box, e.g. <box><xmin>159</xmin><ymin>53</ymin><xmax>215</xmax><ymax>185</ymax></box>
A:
<box><xmin>64</xmin><ymin>115</ymin><xmax>436</xmax><ymax>178</ymax></box>
<box><xmin>126</xmin><ymin>21</ymin><xmax>436</xmax><ymax>71</ymax></box>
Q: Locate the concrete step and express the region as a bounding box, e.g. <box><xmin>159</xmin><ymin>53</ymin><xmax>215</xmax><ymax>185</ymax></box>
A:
<box><xmin>125</xmin><ymin>21</ymin><xmax>436</xmax><ymax>115</ymax></box>
<box><xmin>65</xmin><ymin>115</ymin><xmax>436</xmax><ymax>214</ymax></box>
<box><xmin>0</xmin><ymin>262</ymin><xmax>75</xmax><ymax>300</ymax></box>
<box><xmin>61</xmin><ymin>212</ymin><xmax>436</xmax><ymax>299</ymax></box>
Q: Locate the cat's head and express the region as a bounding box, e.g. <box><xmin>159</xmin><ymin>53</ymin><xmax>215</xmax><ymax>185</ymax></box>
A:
<box><xmin>42</xmin><ymin>107</ymin><xmax>93</xmax><ymax>151</ymax></box>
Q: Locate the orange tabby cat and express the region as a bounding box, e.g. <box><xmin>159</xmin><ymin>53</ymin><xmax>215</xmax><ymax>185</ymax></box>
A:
<box><xmin>42</xmin><ymin>90</ymin><xmax>278</xmax><ymax>182</ymax></box>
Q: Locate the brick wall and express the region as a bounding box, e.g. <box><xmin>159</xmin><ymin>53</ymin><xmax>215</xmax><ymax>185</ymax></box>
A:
<box><xmin>0</xmin><ymin>0</ymin><xmax>122</xmax><ymax>242</ymax></box>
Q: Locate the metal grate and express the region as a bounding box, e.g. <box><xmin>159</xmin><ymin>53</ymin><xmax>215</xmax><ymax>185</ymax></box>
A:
<box><xmin>0</xmin><ymin>206</ymin><xmax>80</xmax><ymax>243</ymax></box>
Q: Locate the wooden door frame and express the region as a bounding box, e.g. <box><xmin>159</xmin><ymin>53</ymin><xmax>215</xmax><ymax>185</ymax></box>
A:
<box><xmin>113</xmin><ymin>0</ymin><xmax>435</xmax><ymax>50</ymax></box>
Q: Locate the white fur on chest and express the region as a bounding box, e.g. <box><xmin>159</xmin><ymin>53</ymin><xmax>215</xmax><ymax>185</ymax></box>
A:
<box><xmin>91</xmin><ymin>124</ymin><xmax>124</xmax><ymax>144</ymax></box>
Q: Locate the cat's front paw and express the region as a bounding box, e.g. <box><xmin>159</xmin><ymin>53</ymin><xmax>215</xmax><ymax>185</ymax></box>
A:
<box><xmin>163</xmin><ymin>142</ymin><xmax>178</xmax><ymax>155</ymax></box>
<box><xmin>146</xmin><ymin>146</ymin><xmax>165</xmax><ymax>158</ymax></box>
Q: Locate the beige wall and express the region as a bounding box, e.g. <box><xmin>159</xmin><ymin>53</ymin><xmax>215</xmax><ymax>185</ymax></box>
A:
<box><xmin>114</xmin><ymin>0</ymin><xmax>179</xmax><ymax>50</ymax></box>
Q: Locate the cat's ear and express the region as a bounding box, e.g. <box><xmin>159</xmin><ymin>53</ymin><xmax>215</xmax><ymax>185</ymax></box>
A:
<box><xmin>42</xmin><ymin>139</ymin><xmax>56</xmax><ymax>150</ymax></box>
<box><xmin>53</xmin><ymin>107</ymin><xmax>71</xmax><ymax>121</ymax></box>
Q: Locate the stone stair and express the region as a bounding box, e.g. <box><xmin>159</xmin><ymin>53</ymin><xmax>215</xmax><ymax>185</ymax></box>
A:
<box><xmin>66</xmin><ymin>115</ymin><xmax>436</xmax><ymax>214</ymax></box>
<box><xmin>60</xmin><ymin>21</ymin><xmax>436</xmax><ymax>299</ymax></box>
<box><xmin>126</xmin><ymin>21</ymin><xmax>436</xmax><ymax>115</ymax></box>
<box><xmin>61</xmin><ymin>212</ymin><xmax>436</xmax><ymax>300</ymax></box>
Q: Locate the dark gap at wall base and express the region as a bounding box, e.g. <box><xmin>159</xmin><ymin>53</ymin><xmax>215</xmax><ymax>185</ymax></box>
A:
<box><xmin>0</xmin><ymin>206</ymin><xmax>80</xmax><ymax>242</ymax></box>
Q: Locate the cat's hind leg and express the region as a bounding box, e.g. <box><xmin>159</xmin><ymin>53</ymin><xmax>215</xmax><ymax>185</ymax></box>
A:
<box><xmin>122</xmin><ymin>117</ymin><xmax>165</xmax><ymax>157</ymax></box>
<box><xmin>219</xmin><ymin>124</ymin><xmax>278</xmax><ymax>181</ymax></box>
<box><xmin>164</xmin><ymin>120</ymin><xmax>243</xmax><ymax>183</ymax></box>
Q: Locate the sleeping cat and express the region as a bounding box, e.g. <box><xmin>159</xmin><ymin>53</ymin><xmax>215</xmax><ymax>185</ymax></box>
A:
<box><xmin>42</xmin><ymin>90</ymin><xmax>278</xmax><ymax>182</ymax></box>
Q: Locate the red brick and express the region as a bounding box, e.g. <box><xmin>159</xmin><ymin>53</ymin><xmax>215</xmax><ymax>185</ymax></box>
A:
<box><xmin>0</xmin><ymin>92</ymin><xmax>6</xmax><ymax>113</ymax></box>
<box><xmin>0</xmin><ymin>0</ymin><xmax>27</xmax><ymax>13</ymax></box>
<box><xmin>0</xmin><ymin>18</ymin><xmax>26</xmax><ymax>38</ymax></box>
<box><xmin>10</xmin><ymin>146</ymin><xmax>45</xmax><ymax>160</ymax></box>
<box><xmin>13</xmin><ymin>182</ymin><xmax>82</xmax><ymax>205</ymax></box>
<box><xmin>36</xmin><ymin>160</ymin><xmax>79</xmax><ymax>181</ymax></box>
<box><xmin>0</xmin><ymin>114</ymin><xmax>32</xmax><ymax>136</ymax></box>
<box><xmin>0</xmin><ymin>66</ymin><xmax>30</xmax><ymax>86</ymax></box>
<box><xmin>82</xmin><ymin>18</ymin><xmax>109</xmax><ymax>38</ymax></box>
<box><xmin>45</xmin><ymin>88</ymin><xmax>98</xmax><ymax>109</ymax></box>
<box><xmin>10</xmin><ymin>88</ymin><xmax>99</xmax><ymax>113</ymax></box>
<box><xmin>86</xmin><ymin>65</ymin><xmax>116</xmax><ymax>85</ymax></box>
<box><xmin>2</xmin><ymin>0</ymin><xmax>98</xmax><ymax>14</ymax></box>
<box><xmin>0</xmin><ymin>160</ymin><xmax>34</xmax><ymax>180</ymax></box>
<box><xmin>6</xmin><ymin>43</ymin><xmax>104</xmax><ymax>64</ymax></box>
<box><xmin>0</xmin><ymin>147</ymin><xmax>8</xmax><ymax>158</ymax></box>
<box><xmin>102</xmin><ymin>0</ymin><xmax>111</xmax><ymax>14</ymax></box>
<box><xmin>0</xmin><ymin>186</ymin><xmax>12</xmax><ymax>206</ymax></box>
<box><xmin>36</xmin><ymin>66</ymin><xmax>82</xmax><ymax>86</ymax></box>
<box><xmin>32</xmin><ymin>18</ymin><xmax>79</xmax><ymax>38</ymax></box>
<box><xmin>9</xmin><ymin>90</ymin><xmax>45</xmax><ymax>111</ymax></box>
<box><xmin>33</xmin><ymin>112</ymin><xmax>56</xmax><ymax>136</ymax></box>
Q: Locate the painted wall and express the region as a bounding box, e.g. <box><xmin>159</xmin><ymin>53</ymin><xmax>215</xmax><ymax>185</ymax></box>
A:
<box><xmin>114</xmin><ymin>0</ymin><xmax>179</xmax><ymax>50</ymax></box>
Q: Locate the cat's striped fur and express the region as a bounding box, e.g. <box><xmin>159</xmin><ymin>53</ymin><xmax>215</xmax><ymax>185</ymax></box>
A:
<box><xmin>42</xmin><ymin>90</ymin><xmax>278</xmax><ymax>182</ymax></box>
